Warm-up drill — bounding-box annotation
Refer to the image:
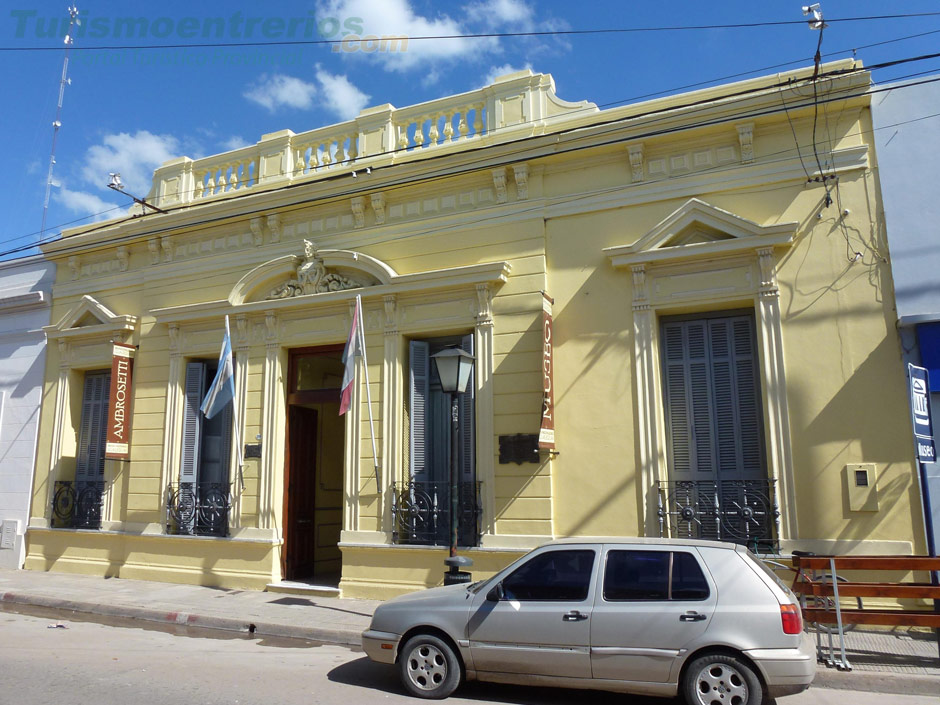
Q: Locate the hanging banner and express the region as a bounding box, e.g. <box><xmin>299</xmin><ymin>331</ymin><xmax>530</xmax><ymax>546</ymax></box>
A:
<box><xmin>538</xmin><ymin>292</ymin><xmax>555</xmax><ymax>449</ymax></box>
<box><xmin>909</xmin><ymin>364</ymin><xmax>936</xmax><ymax>463</ymax></box>
<box><xmin>105</xmin><ymin>342</ymin><xmax>136</xmax><ymax>460</ymax></box>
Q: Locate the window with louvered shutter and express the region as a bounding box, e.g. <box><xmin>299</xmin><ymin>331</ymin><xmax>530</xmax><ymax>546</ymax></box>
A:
<box><xmin>76</xmin><ymin>371</ymin><xmax>110</xmax><ymax>490</ymax></box>
<box><xmin>661</xmin><ymin>312</ymin><xmax>766</xmax><ymax>481</ymax></box>
<box><xmin>409</xmin><ymin>341</ymin><xmax>430</xmax><ymax>482</ymax></box>
<box><xmin>180</xmin><ymin>361</ymin><xmax>206</xmax><ymax>485</ymax></box>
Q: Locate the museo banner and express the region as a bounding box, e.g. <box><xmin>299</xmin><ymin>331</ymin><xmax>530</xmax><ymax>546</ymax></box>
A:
<box><xmin>538</xmin><ymin>292</ymin><xmax>555</xmax><ymax>450</ymax></box>
<box><xmin>908</xmin><ymin>363</ymin><xmax>936</xmax><ymax>463</ymax></box>
<box><xmin>105</xmin><ymin>342</ymin><xmax>136</xmax><ymax>460</ymax></box>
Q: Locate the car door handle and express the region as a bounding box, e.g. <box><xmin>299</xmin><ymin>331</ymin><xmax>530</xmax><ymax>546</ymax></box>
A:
<box><xmin>562</xmin><ymin>610</ymin><xmax>588</xmax><ymax>622</ymax></box>
<box><xmin>679</xmin><ymin>612</ymin><xmax>707</xmax><ymax>622</ymax></box>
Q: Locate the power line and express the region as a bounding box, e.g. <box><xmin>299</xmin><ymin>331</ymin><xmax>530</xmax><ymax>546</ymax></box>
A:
<box><xmin>16</xmin><ymin>30</ymin><xmax>940</xmax><ymax>245</ymax></box>
<box><xmin>8</xmin><ymin>60</ymin><xmax>938</xmax><ymax>258</ymax></box>
<box><xmin>6</xmin><ymin>72</ymin><xmax>936</xmax><ymax>263</ymax></box>
<box><xmin>2</xmin><ymin>13</ymin><xmax>940</xmax><ymax>52</ymax></box>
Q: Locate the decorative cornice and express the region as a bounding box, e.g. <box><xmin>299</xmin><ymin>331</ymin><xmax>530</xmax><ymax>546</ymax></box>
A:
<box><xmin>0</xmin><ymin>290</ymin><xmax>47</xmax><ymax>314</ymax></box>
<box><xmin>628</xmin><ymin>143</ymin><xmax>645</xmax><ymax>183</ymax></box>
<box><xmin>630</xmin><ymin>264</ymin><xmax>648</xmax><ymax>310</ymax></box>
<box><xmin>371</xmin><ymin>192</ymin><xmax>386</xmax><ymax>225</ymax></box>
<box><xmin>266</xmin><ymin>214</ymin><xmax>281</xmax><ymax>243</ymax></box>
<box><xmin>235</xmin><ymin>314</ymin><xmax>250</xmax><ymax>348</ymax></box>
<box><xmin>351</xmin><ymin>196</ymin><xmax>366</xmax><ymax>229</ymax></box>
<box><xmin>492</xmin><ymin>167</ymin><xmax>508</xmax><ymax>204</ymax></box>
<box><xmin>512</xmin><ymin>163</ymin><xmax>529</xmax><ymax>200</ymax></box>
<box><xmin>737</xmin><ymin>123</ymin><xmax>754</xmax><ymax>164</ymax></box>
<box><xmin>757</xmin><ymin>246</ymin><xmax>779</xmax><ymax>297</ymax></box>
<box><xmin>476</xmin><ymin>283</ymin><xmax>493</xmax><ymax>324</ymax></box>
<box><xmin>264</xmin><ymin>310</ymin><xmax>278</xmax><ymax>345</ymax></box>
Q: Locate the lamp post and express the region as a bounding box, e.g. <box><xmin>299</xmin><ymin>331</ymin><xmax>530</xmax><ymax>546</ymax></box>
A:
<box><xmin>430</xmin><ymin>347</ymin><xmax>475</xmax><ymax>585</ymax></box>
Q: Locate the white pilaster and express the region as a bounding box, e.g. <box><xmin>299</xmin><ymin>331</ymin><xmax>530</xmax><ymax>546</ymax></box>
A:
<box><xmin>343</xmin><ymin>300</ymin><xmax>363</xmax><ymax>532</ymax></box>
<box><xmin>380</xmin><ymin>295</ymin><xmax>401</xmax><ymax>536</ymax></box>
<box><xmin>45</xmin><ymin>340</ymin><xmax>72</xmax><ymax>522</ymax></box>
<box><xmin>475</xmin><ymin>284</ymin><xmax>497</xmax><ymax>536</ymax></box>
<box><xmin>261</xmin><ymin>311</ymin><xmax>280</xmax><ymax>531</ymax></box>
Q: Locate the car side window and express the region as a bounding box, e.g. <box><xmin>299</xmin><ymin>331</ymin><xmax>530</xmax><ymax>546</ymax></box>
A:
<box><xmin>671</xmin><ymin>551</ymin><xmax>709</xmax><ymax>599</ymax></box>
<box><xmin>603</xmin><ymin>550</ymin><xmax>709</xmax><ymax>601</ymax></box>
<box><xmin>501</xmin><ymin>549</ymin><xmax>595</xmax><ymax>602</ymax></box>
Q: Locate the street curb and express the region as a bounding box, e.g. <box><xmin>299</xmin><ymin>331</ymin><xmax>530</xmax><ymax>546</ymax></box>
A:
<box><xmin>0</xmin><ymin>591</ymin><xmax>362</xmax><ymax>649</ymax></box>
<box><xmin>3</xmin><ymin>590</ymin><xmax>936</xmax><ymax>693</ymax></box>
<box><xmin>811</xmin><ymin>667</ymin><xmax>939</xmax><ymax>696</ymax></box>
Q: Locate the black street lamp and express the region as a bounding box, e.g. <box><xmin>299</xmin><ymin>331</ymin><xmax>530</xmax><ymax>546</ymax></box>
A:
<box><xmin>430</xmin><ymin>346</ymin><xmax>475</xmax><ymax>585</ymax></box>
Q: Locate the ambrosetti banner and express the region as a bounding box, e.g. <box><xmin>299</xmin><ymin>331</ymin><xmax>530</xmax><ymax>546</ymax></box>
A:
<box><xmin>538</xmin><ymin>292</ymin><xmax>555</xmax><ymax>449</ymax></box>
<box><xmin>105</xmin><ymin>342</ymin><xmax>136</xmax><ymax>460</ymax></box>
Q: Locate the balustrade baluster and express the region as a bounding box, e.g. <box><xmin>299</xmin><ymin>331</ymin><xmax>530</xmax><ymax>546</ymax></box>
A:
<box><xmin>294</xmin><ymin>149</ymin><xmax>305</xmax><ymax>176</ymax></box>
<box><xmin>335</xmin><ymin>138</ymin><xmax>347</xmax><ymax>164</ymax></box>
<box><xmin>321</xmin><ymin>143</ymin><xmax>332</xmax><ymax>166</ymax></box>
<box><xmin>443</xmin><ymin>112</ymin><xmax>455</xmax><ymax>142</ymax></box>
<box><xmin>218</xmin><ymin>168</ymin><xmax>228</xmax><ymax>192</ymax></box>
<box><xmin>347</xmin><ymin>134</ymin><xmax>358</xmax><ymax>160</ymax></box>
<box><xmin>397</xmin><ymin>124</ymin><xmax>410</xmax><ymax>150</ymax></box>
<box><xmin>458</xmin><ymin>111</ymin><xmax>469</xmax><ymax>139</ymax></box>
<box><xmin>230</xmin><ymin>164</ymin><xmax>239</xmax><ymax>190</ymax></box>
<box><xmin>473</xmin><ymin>104</ymin><xmax>484</xmax><ymax>136</ymax></box>
<box><xmin>414</xmin><ymin>117</ymin><xmax>425</xmax><ymax>147</ymax></box>
<box><xmin>428</xmin><ymin>114</ymin><xmax>440</xmax><ymax>144</ymax></box>
<box><xmin>206</xmin><ymin>173</ymin><xmax>216</xmax><ymax>196</ymax></box>
<box><xmin>193</xmin><ymin>172</ymin><xmax>204</xmax><ymax>199</ymax></box>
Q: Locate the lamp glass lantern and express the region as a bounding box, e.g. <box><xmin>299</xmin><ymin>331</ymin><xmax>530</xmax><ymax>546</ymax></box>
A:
<box><xmin>431</xmin><ymin>347</ymin><xmax>474</xmax><ymax>394</ymax></box>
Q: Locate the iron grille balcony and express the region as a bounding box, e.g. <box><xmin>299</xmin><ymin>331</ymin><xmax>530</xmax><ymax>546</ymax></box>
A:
<box><xmin>657</xmin><ymin>479</ymin><xmax>780</xmax><ymax>553</ymax></box>
<box><xmin>165</xmin><ymin>482</ymin><xmax>231</xmax><ymax>537</ymax></box>
<box><xmin>51</xmin><ymin>480</ymin><xmax>104</xmax><ymax>529</ymax></box>
<box><xmin>392</xmin><ymin>480</ymin><xmax>482</xmax><ymax>547</ymax></box>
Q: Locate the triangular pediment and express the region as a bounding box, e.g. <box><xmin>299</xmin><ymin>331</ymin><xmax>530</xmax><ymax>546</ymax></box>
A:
<box><xmin>44</xmin><ymin>294</ymin><xmax>138</xmax><ymax>340</ymax></box>
<box><xmin>230</xmin><ymin>241</ymin><xmax>398</xmax><ymax>305</ymax></box>
<box><xmin>605</xmin><ymin>198</ymin><xmax>798</xmax><ymax>268</ymax></box>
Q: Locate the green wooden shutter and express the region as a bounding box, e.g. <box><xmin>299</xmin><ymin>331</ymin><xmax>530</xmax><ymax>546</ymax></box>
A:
<box><xmin>409</xmin><ymin>341</ymin><xmax>430</xmax><ymax>482</ymax></box>
<box><xmin>662</xmin><ymin>314</ymin><xmax>764</xmax><ymax>481</ymax></box>
<box><xmin>180</xmin><ymin>361</ymin><xmax>205</xmax><ymax>485</ymax></box>
<box><xmin>75</xmin><ymin>371</ymin><xmax>110</xmax><ymax>489</ymax></box>
<box><xmin>458</xmin><ymin>333</ymin><xmax>475</xmax><ymax>482</ymax></box>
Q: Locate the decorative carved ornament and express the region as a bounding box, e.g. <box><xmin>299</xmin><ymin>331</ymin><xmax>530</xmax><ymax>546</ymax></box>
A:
<box><xmin>267</xmin><ymin>240</ymin><xmax>365</xmax><ymax>299</ymax></box>
<box><xmin>512</xmin><ymin>164</ymin><xmax>529</xmax><ymax>200</ymax></box>
<box><xmin>628</xmin><ymin>143</ymin><xmax>645</xmax><ymax>183</ymax></box>
<box><xmin>737</xmin><ymin>123</ymin><xmax>754</xmax><ymax>164</ymax></box>
<box><xmin>492</xmin><ymin>168</ymin><xmax>508</xmax><ymax>203</ymax></box>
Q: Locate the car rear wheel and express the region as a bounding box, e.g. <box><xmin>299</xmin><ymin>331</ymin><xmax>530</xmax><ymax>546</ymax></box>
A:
<box><xmin>398</xmin><ymin>634</ymin><xmax>462</xmax><ymax>699</ymax></box>
<box><xmin>683</xmin><ymin>653</ymin><xmax>763</xmax><ymax>705</ymax></box>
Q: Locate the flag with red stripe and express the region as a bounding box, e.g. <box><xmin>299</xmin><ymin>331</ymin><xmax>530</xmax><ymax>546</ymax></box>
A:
<box><xmin>339</xmin><ymin>295</ymin><xmax>363</xmax><ymax>415</ymax></box>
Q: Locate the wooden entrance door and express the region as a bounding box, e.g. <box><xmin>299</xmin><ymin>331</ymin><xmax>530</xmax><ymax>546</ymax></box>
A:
<box><xmin>285</xmin><ymin>406</ymin><xmax>318</xmax><ymax>579</ymax></box>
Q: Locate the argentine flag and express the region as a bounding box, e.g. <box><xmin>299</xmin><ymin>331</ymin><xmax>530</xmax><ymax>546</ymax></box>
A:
<box><xmin>201</xmin><ymin>315</ymin><xmax>235</xmax><ymax>419</ymax></box>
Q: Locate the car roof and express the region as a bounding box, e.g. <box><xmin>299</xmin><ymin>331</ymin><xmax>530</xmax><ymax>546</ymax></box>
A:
<box><xmin>543</xmin><ymin>536</ymin><xmax>743</xmax><ymax>551</ymax></box>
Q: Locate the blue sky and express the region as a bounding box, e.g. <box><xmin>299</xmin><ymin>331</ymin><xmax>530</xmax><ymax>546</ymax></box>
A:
<box><xmin>2</xmin><ymin>0</ymin><xmax>939</xmax><ymax>260</ymax></box>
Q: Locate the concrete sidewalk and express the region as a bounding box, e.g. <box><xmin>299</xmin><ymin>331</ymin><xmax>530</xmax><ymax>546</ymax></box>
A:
<box><xmin>1</xmin><ymin>568</ymin><xmax>937</xmax><ymax>696</ymax></box>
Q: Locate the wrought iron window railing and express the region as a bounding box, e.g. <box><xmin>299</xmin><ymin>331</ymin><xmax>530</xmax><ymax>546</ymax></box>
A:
<box><xmin>392</xmin><ymin>480</ymin><xmax>482</xmax><ymax>547</ymax></box>
<box><xmin>657</xmin><ymin>479</ymin><xmax>779</xmax><ymax>553</ymax></box>
<box><xmin>165</xmin><ymin>482</ymin><xmax>231</xmax><ymax>537</ymax></box>
<box><xmin>51</xmin><ymin>480</ymin><xmax>104</xmax><ymax>529</ymax></box>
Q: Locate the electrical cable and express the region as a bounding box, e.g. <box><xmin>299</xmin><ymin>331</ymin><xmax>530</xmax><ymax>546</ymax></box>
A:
<box><xmin>6</xmin><ymin>72</ymin><xmax>937</xmax><ymax>265</ymax></box>
<box><xmin>2</xmin><ymin>12</ymin><xmax>940</xmax><ymax>52</ymax></box>
<box><xmin>18</xmin><ymin>40</ymin><xmax>940</xmax><ymax>243</ymax></box>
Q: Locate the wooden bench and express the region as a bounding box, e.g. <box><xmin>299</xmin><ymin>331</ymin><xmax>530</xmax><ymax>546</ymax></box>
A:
<box><xmin>789</xmin><ymin>554</ymin><xmax>940</xmax><ymax>670</ymax></box>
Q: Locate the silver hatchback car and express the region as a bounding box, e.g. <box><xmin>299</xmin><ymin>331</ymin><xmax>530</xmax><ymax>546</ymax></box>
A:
<box><xmin>362</xmin><ymin>538</ymin><xmax>815</xmax><ymax>704</ymax></box>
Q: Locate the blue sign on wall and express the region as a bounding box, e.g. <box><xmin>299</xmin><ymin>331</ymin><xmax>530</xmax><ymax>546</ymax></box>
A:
<box><xmin>908</xmin><ymin>364</ymin><xmax>936</xmax><ymax>463</ymax></box>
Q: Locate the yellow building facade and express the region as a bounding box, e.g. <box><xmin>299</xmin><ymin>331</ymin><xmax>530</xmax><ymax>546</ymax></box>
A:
<box><xmin>26</xmin><ymin>63</ymin><xmax>926</xmax><ymax>598</ymax></box>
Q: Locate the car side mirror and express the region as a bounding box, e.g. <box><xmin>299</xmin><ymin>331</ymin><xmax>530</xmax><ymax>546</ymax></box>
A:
<box><xmin>486</xmin><ymin>583</ymin><xmax>504</xmax><ymax>602</ymax></box>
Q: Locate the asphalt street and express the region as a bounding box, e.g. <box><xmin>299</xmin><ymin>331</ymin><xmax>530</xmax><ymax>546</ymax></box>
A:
<box><xmin>0</xmin><ymin>606</ymin><xmax>935</xmax><ymax>705</ymax></box>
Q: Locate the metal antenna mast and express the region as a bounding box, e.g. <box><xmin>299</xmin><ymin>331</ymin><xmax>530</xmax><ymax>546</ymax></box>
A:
<box><xmin>39</xmin><ymin>5</ymin><xmax>81</xmax><ymax>243</ymax></box>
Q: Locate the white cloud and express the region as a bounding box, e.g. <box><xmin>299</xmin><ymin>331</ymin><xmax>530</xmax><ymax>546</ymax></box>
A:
<box><xmin>482</xmin><ymin>62</ymin><xmax>533</xmax><ymax>87</ymax></box>
<box><xmin>318</xmin><ymin>0</ymin><xmax>495</xmax><ymax>73</ymax></box>
<box><xmin>243</xmin><ymin>73</ymin><xmax>318</xmax><ymax>112</ymax></box>
<box><xmin>54</xmin><ymin>186</ymin><xmax>121</xmax><ymax>222</ymax></box>
<box><xmin>80</xmin><ymin>130</ymin><xmax>181</xmax><ymax>197</ymax></box>
<box><xmin>221</xmin><ymin>135</ymin><xmax>252</xmax><ymax>150</ymax></box>
<box><xmin>465</xmin><ymin>0</ymin><xmax>534</xmax><ymax>29</ymax></box>
<box><xmin>315</xmin><ymin>67</ymin><xmax>371</xmax><ymax>120</ymax></box>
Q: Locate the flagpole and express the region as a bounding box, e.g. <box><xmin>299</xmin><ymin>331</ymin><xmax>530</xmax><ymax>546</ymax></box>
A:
<box><xmin>357</xmin><ymin>295</ymin><xmax>381</xmax><ymax>488</ymax></box>
<box><xmin>227</xmin><ymin>315</ymin><xmax>245</xmax><ymax>491</ymax></box>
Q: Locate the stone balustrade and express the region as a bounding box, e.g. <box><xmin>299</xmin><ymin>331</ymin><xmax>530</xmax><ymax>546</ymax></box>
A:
<box><xmin>145</xmin><ymin>70</ymin><xmax>597</xmax><ymax>208</ymax></box>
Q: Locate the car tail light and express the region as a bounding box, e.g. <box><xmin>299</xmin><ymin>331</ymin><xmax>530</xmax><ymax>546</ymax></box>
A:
<box><xmin>780</xmin><ymin>603</ymin><xmax>802</xmax><ymax>634</ymax></box>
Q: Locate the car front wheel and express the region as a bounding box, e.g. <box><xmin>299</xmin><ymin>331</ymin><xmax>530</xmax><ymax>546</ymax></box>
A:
<box><xmin>398</xmin><ymin>634</ymin><xmax>462</xmax><ymax>699</ymax></box>
<box><xmin>683</xmin><ymin>653</ymin><xmax>763</xmax><ymax>705</ymax></box>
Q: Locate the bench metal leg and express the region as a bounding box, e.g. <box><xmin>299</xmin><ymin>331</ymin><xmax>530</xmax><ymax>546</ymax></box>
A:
<box><xmin>829</xmin><ymin>558</ymin><xmax>852</xmax><ymax>671</ymax></box>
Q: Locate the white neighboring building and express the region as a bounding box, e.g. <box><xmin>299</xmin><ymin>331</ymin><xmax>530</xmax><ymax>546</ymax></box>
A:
<box><xmin>0</xmin><ymin>256</ymin><xmax>54</xmax><ymax>569</ymax></box>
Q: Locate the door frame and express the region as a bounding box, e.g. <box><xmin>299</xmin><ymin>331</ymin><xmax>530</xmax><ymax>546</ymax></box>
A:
<box><xmin>282</xmin><ymin>345</ymin><xmax>344</xmax><ymax>580</ymax></box>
